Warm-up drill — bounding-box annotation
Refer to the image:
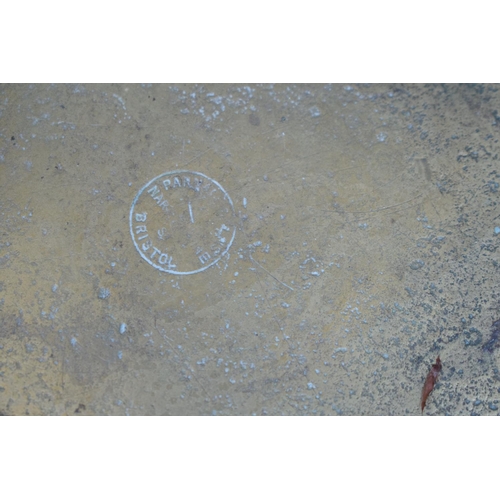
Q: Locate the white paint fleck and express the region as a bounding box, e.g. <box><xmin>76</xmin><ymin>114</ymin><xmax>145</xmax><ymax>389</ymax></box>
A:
<box><xmin>119</xmin><ymin>323</ymin><xmax>127</xmax><ymax>334</ymax></box>
<box><xmin>309</xmin><ymin>106</ymin><xmax>321</xmax><ymax>117</ymax></box>
<box><xmin>112</xmin><ymin>94</ymin><xmax>126</xmax><ymax>109</ymax></box>
<box><xmin>98</xmin><ymin>288</ymin><xmax>110</xmax><ymax>299</ymax></box>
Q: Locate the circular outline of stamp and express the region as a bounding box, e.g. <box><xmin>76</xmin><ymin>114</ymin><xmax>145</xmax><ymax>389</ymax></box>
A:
<box><xmin>129</xmin><ymin>170</ymin><xmax>236</xmax><ymax>275</ymax></box>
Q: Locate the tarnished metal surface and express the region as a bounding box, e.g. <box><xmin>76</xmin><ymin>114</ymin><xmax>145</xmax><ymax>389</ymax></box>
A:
<box><xmin>1</xmin><ymin>83</ymin><xmax>499</xmax><ymax>415</ymax></box>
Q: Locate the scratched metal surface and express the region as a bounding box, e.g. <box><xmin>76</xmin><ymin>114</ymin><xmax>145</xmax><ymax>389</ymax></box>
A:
<box><xmin>1</xmin><ymin>83</ymin><xmax>499</xmax><ymax>415</ymax></box>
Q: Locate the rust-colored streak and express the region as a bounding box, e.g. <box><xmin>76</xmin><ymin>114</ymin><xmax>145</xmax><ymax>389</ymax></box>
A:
<box><xmin>421</xmin><ymin>356</ymin><xmax>442</xmax><ymax>413</ymax></box>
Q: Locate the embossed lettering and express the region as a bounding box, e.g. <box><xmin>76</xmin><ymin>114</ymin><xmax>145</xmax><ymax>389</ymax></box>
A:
<box><xmin>130</xmin><ymin>170</ymin><xmax>235</xmax><ymax>275</ymax></box>
<box><xmin>136</xmin><ymin>225</ymin><xmax>149</xmax><ymax>241</ymax></box>
<box><xmin>198</xmin><ymin>252</ymin><xmax>211</xmax><ymax>264</ymax></box>
<box><xmin>149</xmin><ymin>246</ymin><xmax>176</xmax><ymax>269</ymax></box>
<box><xmin>147</xmin><ymin>184</ymin><xmax>170</xmax><ymax>209</ymax></box>
<box><xmin>216</xmin><ymin>224</ymin><xmax>230</xmax><ymax>238</ymax></box>
<box><xmin>193</xmin><ymin>177</ymin><xmax>200</xmax><ymax>191</ymax></box>
<box><xmin>159</xmin><ymin>253</ymin><xmax>176</xmax><ymax>269</ymax></box>
<box><xmin>147</xmin><ymin>185</ymin><xmax>160</xmax><ymax>198</ymax></box>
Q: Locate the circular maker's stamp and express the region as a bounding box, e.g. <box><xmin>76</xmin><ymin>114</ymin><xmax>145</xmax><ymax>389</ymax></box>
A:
<box><xmin>130</xmin><ymin>170</ymin><xmax>237</xmax><ymax>275</ymax></box>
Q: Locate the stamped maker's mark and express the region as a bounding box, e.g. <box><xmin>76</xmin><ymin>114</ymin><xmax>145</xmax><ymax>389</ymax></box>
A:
<box><xmin>130</xmin><ymin>170</ymin><xmax>236</xmax><ymax>275</ymax></box>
